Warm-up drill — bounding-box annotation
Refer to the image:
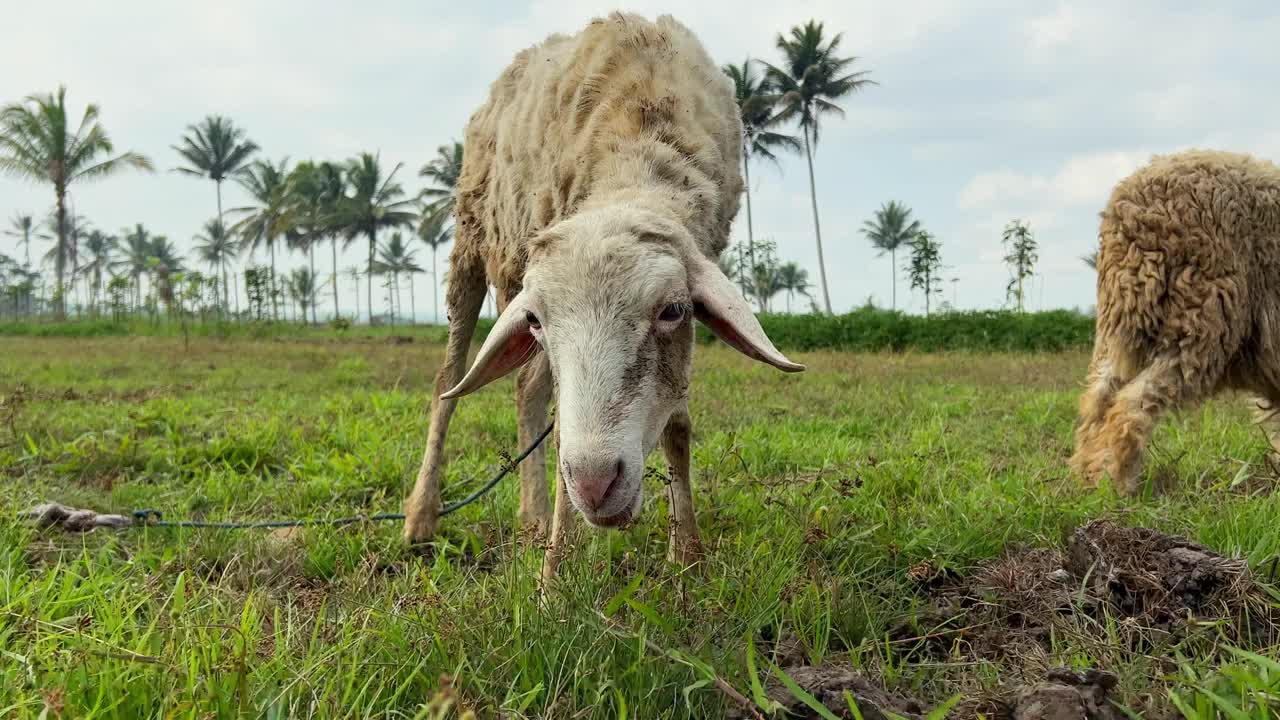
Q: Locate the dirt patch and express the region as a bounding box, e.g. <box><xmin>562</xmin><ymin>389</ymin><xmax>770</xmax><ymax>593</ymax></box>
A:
<box><xmin>726</xmin><ymin>664</ymin><xmax>926</xmax><ymax>720</ymax></box>
<box><xmin>896</xmin><ymin>521</ymin><xmax>1276</xmax><ymax>662</ymax></box>
<box><xmin>1012</xmin><ymin>669</ymin><xmax>1122</xmax><ymax>720</ymax></box>
<box><xmin>886</xmin><ymin>520</ymin><xmax>1278</xmax><ymax>717</ymax></box>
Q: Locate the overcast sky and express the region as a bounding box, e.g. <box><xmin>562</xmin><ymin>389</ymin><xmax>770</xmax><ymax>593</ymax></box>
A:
<box><xmin>3</xmin><ymin>1</ymin><xmax>1278</xmax><ymax>320</ymax></box>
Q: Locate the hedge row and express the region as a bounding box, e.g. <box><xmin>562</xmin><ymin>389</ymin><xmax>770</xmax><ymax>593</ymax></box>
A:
<box><xmin>0</xmin><ymin>308</ymin><xmax>1096</xmax><ymax>353</ymax></box>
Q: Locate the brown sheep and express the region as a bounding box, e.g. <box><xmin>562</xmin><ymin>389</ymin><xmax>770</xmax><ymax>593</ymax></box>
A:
<box><xmin>1070</xmin><ymin>148</ymin><xmax>1280</xmax><ymax>495</ymax></box>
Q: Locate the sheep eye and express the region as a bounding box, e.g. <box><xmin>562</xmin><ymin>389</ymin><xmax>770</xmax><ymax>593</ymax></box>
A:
<box><xmin>525</xmin><ymin>311</ymin><xmax>541</xmax><ymax>330</ymax></box>
<box><xmin>658</xmin><ymin>304</ymin><xmax>685</xmax><ymax>322</ymax></box>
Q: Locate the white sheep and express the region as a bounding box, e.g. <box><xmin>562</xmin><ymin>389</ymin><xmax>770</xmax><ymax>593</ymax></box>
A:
<box><xmin>402</xmin><ymin>12</ymin><xmax>804</xmax><ymax>577</ymax></box>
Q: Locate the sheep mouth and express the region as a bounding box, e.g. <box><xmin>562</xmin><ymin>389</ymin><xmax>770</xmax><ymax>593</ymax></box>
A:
<box><xmin>583</xmin><ymin>494</ymin><xmax>640</xmax><ymax>529</ymax></box>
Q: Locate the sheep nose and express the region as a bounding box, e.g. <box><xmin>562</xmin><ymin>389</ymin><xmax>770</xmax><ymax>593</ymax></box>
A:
<box><xmin>562</xmin><ymin>456</ymin><xmax>625</xmax><ymax>511</ymax></box>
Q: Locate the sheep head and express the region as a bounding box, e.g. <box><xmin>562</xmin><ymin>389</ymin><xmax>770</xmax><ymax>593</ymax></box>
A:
<box><xmin>442</xmin><ymin>204</ymin><xmax>803</xmax><ymax>527</ymax></box>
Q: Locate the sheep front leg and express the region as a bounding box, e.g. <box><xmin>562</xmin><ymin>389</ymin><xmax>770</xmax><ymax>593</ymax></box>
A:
<box><xmin>515</xmin><ymin>353</ymin><xmax>553</xmax><ymax>539</ymax></box>
<box><xmin>403</xmin><ymin>261</ymin><xmax>487</xmax><ymax>544</ymax></box>
<box><xmin>663</xmin><ymin>408</ymin><xmax>703</xmax><ymax>567</ymax></box>
<box><xmin>541</xmin><ymin>431</ymin><xmax>575</xmax><ymax>582</ymax></box>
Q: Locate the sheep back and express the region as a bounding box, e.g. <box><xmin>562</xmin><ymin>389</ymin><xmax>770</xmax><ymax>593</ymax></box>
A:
<box><xmin>451</xmin><ymin>12</ymin><xmax>744</xmax><ymax>295</ymax></box>
<box><xmin>1094</xmin><ymin>149</ymin><xmax>1280</xmax><ymax>389</ymax></box>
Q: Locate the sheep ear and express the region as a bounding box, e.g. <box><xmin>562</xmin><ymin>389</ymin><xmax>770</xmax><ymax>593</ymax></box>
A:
<box><xmin>441</xmin><ymin>290</ymin><xmax>540</xmax><ymax>399</ymax></box>
<box><xmin>690</xmin><ymin>255</ymin><xmax>805</xmax><ymax>373</ymax></box>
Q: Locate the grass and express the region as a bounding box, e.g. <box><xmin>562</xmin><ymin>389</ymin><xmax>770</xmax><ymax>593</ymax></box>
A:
<box><xmin>1</xmin><ymin>334</ymin><xmax>1277</xmax><ymax>718</ymax></box>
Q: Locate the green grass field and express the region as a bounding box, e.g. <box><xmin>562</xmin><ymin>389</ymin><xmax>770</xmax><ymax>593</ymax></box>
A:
<box><xmin>2</xmin><ymin>334</ymin><xmax>1278</xmax><ymax>718</ymax></box>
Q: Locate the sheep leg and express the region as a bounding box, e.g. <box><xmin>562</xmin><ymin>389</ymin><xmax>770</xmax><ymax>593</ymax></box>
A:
<box><xmin>1248</xmin><ymin>394</ymin><xmax>1280</xmax><ymax>455</ymax></box>
<box><xmin>1095</xmin><ymin>358</ymin><xmax>1185</xmax><ymax>496</ymax></box>
<box><xmin>1070</xmin><ymin>350</ymin><xmax>1128</xmax><ymax>488</ymax></box>
<box><xmin>540</xmin><ymin>429</ymin><xmax>575</xmax><ymax>582</ymax></box>
<box><xmin>516</xmin><ymin>352</ymin><xmax>553</xmax><ymax>539</ymax></box>
<box><xmin>662</xmin><ymin>408</ymin><xmax>704</xmax><ymax>567</ymax></box>
<box><xmin>403</xmin><ymin>258</ymin><xmax>488</xmax><ymax>544</ymax></box>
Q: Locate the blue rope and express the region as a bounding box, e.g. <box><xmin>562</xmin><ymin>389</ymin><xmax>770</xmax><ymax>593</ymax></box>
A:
<box><xmin>130</xmin><ymin>422</ymin><xmax>555</xmax><ymax>530</ymax></box>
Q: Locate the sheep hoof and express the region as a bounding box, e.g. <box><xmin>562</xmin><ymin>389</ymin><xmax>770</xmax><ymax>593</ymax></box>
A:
<box><xmin>667</xmin><ymin>537</ymin><xmax>705</xmax><ymax>569</ymax></box>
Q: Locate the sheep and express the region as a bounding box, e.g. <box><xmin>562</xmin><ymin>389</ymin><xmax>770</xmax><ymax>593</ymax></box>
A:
<box><xmin>1070</xmin><ymin>148</ymin><xmax>1280</xmax><ymax>495</ymax></box>
<box><xmin>402</xmin><ymin>12</ymin><xmax>805</xmax><ymax>577</ymax></box>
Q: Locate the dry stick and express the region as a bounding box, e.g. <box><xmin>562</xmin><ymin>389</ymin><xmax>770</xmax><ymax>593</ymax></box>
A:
<box><xmin>590</xmin><ymin>609</ymin><xmax>765</xmax><ymax>720</ymax></box>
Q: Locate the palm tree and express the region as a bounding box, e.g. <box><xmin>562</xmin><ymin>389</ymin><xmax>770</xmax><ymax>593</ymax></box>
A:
<box><xmin>763</xmin><ymin>21</ymin><xmax>876</xmax><ymax>314</ymax></box>
<box><xmin>285</xmin><ymin>160</ymin><xmax>346</xmax><ymax>322</ymax></box>
<box><xmin>4</xmin><ymin>213</ymin><xmax>36</xmax><ymax>269</ymax></box>
<box><xmin>231</xmin><ymin>157</ymin><xmax>290</xmax><ymax>320</ymax></box>
<box><xmin>337</xmin><ymin>153</ymin><xmax>416</xmax><ymax>324</ymax></box>
<box><xmin>113</xmin><ymin>225</ymin><xmax>155</xmax><ymax>312</ymax></box>
<box><xmin>172</xmin><ymin>115</ymin><xmax>259</xmax><ymax>223</ymax></box>
<box><xmin>861</xmin><ymin>201</ymin><xmax>922</xmax><ymax>311</ymax></box>
<box><xmin>144</xmin><ymin>235</ymin><xmax>185</xmax><ymax>315</ymax></box>
<box><xmin>39</xmin><ymin>210</ymin><xmax>90</xmax><ymax>314</ymax></box>
<box><xmin>1082</xmin><ymin>251</ymin><xmax>1098</xmax><ymax>270</ymax></box>
<box><xmin>374</xmin><ymin>232</ymin><xmax>423</xmax><ymax>325</ymax></box>
<box><xmin>777</xmin><ymin>262</ymin><xmax>811</xmax><ymax>313</ymax></box>
<box><xmin>0</xmin><ymin>86</ymin><xmax>153</xmax><ymax>318</ymax></box>
<box><xmin>346</xmin><ymin>266</ymin><xmax>363</xmax><ymax>321</ymax></box>
<box><xmin>193</xmin><ymin>219</ymin><xmax>239</xmax><ymax>313</ymax></box>
<box><xmin>313</xmin><ymin>162</ymin><xmax>347</xmax><ymax>320</ymax></box>
<box><xmin>416</xmin><ymin>203</ymin><xmax>454</xmax><ymax>325</ymax></box>
<box><xmin>80</xmin><ymin>229</ymin><xmax>117</xmax><ymax>315</ymax></box>
<box><xmin>418</xmin><ymin>141</ymin><xmax>462</xmax><ymax>228</ymax></box>
<box><xmin>286</xmin><ymin>267</ymin><xmax>317</xmax><ymax>324</ymax></box>
<box><xmin>723</xmin><ymin>60</ymin><xmax>800</xmax><ymax>270</ymax></box>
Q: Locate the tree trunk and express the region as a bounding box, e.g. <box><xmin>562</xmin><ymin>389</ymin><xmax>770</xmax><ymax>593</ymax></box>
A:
<box><xmin>233</xmin><ymin>270</ymin><xmax>240</xmax><ymax>319</ymax></box>
<box><xmin>354</xmin><ymin>273</ymin><xmax>360</xmax><ymax>321</ymax></box>
<box><xmin>891</xmin><ymin>247</ymin><xmax>897</xmax><ymax>311</ymax></box>
<box><xmin>216</xmin><ymin>181</ymin><xmax>223</xmax><ymax>223</ymax></box>
<box><xmin>222</xmin><ymin>264</ymin><xmax>230</xmax><ymax>318</ymax></box>
<box><xmin>432</xmin><ymin>248</ymin><xmax>439</xmax><ymax>325</ymax></box>
<box><xmin>54</xmin><ymin>190</ymin><xmax>67</xmax><ymax>320</ymax></box>
<box><xmin>309</xmin><ymin>245</ymin><xmax>318</xmax><ymax>325</ymax></box>
<box><xmin>802</xmin><ymin>126</ymin><xmax>832</xmax><ymax>315</ymax></box>
<box><xmin>409</xmin><ymin>275</ymin><xmax>416</xmax><ymax>326</ymax></box>
<box><xmin>331</xmin><ymin>238</ymin><xmax>340</xmax><ymax>320</ymax></box>
<box><xmin>269</xmin><ymin>240</ymin><xmax>279</xmax><ymax>321</ymax></box>
<box><xmin>367</xmin><ymin>232</ymin><xmax>376</xmax><ymax>325</ymax></box>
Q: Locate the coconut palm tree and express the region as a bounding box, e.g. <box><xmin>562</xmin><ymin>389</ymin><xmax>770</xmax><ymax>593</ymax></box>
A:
<box><xmin>336</xmin><ymin>153</ymin><xmax>416</xmax><ymax>324</ymax></box>
<box><xmin>173</xmin><ymin>115</ymin><xmax>259</xmax><ymax>223</ymax></box>
<box><xmin>285</xmin><ymin>160</ymin><xmax>346</xmax><ymax>322</ymax></box>
<box><xmin>4</xmin><ymin>213</ymin><xmax>36</xmax><ymax>269</ymax></box>
<box><xmin>38</xmin><ymin>210</ymin><xmax>91</xmax><ymax>314</ymax></box>
<box><xmin>1082</xmin><ymin>251</ymin><xmax>1098</xmax><ymax>270</ymax></box>
<box><xmin>0</xmin><ymin>86</ymin><xmax>153</xmax><ymax>318</ymax></box>
<box><xmin>762</xmin><ymin>22</ymin><xmax>876</xmax><ymax>314</ymax></box>
<box><xmin>419</xmin><ymin>141</ymin><xmax>462</xmax><ymax>229</ymax></box>
<box><xmin>145</xmin><ymin>235</ymin><xmax>185</xmax><ymax>315</ymax></box>
<box><xmin>80</xmin><ymin>229</ymin><xmax>117</xmax><ymax>315</ymax></box>
<box><xmin>346</xmin><ymin>266</ymin><xmax>363</xmax><ymax>321</ymax></box>
<box><xmin>723</xmin><ymin>60</ymin><xmax>800</xmax><ymax>270</ymax></box>
<box><xmin>231</xmin><ymin>157</ymin><xmax>291</xmax><ymax>320</ymax></box>
<box><xmin>313</xmin><ymin>161</ymin><xmax>347</xmax><ymax>320</ymax></box>
<box><xmin>286</xmin><ymin>267</ymin><xmax>317</xmax><ymax>324</ymax></box>
<box><xmin>416</xmin><ymin>203</ymin><xmax>454</xmax><ymax>325</ymax></box>
<box><xmin>113</xmin><ymin>224</ymin><xmax>155</xmax><ymax>312</ymax></box>
<box><xmin>193</xmin><ymin>219</ymin><xmax>239</xmax><ymax>313</ymax></box>
<box><xmin>777</xmin><ymin>261</ymin><xmax>811</xmax><ymax>313</ymax></box>
<box><xmin>374</xmin><ymin>231</ymin><xmax>423</xmax><ymax>325</ymax></box>
<box><xmin>861</xmin><ymin>201</ymin><xmax>922</xmax><ymax>311</ymax></box>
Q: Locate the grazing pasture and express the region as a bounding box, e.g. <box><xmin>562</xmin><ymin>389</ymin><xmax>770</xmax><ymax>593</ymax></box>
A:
<box><xmin>2</xmin><ymin>332</ymin><xmax>1279</xmax><ymax>718</ymax></box>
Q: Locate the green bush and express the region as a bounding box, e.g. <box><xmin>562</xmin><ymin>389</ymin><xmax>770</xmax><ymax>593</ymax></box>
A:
<box><xmin>0</xmin><ymin>309</ymin><xmax>1094</xmax><ymax>353</ymax></box>
<box><xmin>695</xmin><ymin>308</ymin><xmax>1095</xmax><ymax>353</ymax></box>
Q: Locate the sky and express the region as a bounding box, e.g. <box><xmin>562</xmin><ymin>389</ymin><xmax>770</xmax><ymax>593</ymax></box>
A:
<box><xmin>3</xmin><ymin>0</ymin><xmax>1278</xmax><ymax>320</ymax></box>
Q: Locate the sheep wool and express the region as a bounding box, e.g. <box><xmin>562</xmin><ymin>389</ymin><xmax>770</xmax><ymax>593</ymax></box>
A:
<box><xmin>1071</xmin><ymin>148</ymin><xmax>1280</xmax><ymax>495</ymax></box>
<box><xmin>453</xmin><ymin>11</ymin><xmax>744</xmax><ymax>292</ymax></box>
